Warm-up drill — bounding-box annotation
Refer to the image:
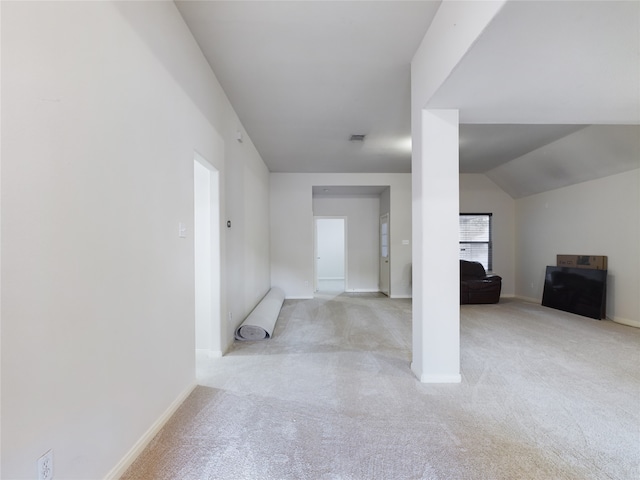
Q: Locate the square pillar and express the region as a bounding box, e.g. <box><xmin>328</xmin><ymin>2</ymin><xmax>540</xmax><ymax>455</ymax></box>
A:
<box><xmin>411</xmin><ymin>109</ymin><xmax>461</xmax><ymax>383</ymax></box>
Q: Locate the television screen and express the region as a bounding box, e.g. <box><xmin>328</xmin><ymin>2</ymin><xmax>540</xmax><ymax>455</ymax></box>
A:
<box><xmin>542</xmin><ymin>266</ymin><xmax>607</xmax><ymax>320</ymax></box>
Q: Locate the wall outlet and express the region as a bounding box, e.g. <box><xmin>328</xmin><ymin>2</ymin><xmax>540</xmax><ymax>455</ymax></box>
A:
<box><xmin>38</xmin><ymin>449</ymin><xmax>53</xmax><ymax>480</ymax></box>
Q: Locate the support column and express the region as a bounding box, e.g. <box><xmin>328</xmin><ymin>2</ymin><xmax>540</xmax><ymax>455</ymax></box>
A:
<box><xmin>411</xmin><ymin>109</ymin><xmax>461</xmax><ymax>383</ymax></box>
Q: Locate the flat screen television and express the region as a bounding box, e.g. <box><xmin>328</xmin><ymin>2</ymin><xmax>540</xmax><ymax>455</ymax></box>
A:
<box><xmin>542</xmin><ymin>266</ymin><xmax>607</xmax><ymax>320</ymax></box>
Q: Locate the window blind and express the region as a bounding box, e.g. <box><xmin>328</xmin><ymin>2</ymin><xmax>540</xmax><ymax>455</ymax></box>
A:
<box><xmin>459</xmin><ymin>213</ymin><xmax>492</xmax><ymax>270</ymax></box>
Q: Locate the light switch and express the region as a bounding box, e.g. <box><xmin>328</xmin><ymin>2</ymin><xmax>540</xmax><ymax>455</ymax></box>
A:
<box><xmin>178</xmin><ymin>222</ymin><xmax>187</xmax><ymax>238</ymax></box>
<box><xmin>402</xmin><ymin>239</ymin><xmax>409</xmax><ymax>245</ymax></box>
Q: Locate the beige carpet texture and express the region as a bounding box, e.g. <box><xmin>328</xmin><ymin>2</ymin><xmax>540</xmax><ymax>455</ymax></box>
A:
<box><xmin>122</xmin><ymin>295</ymin><xmax>640</xmax><ymax>480</ymax></box>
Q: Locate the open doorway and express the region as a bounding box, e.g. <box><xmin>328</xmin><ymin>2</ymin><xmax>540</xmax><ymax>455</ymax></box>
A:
<box><xmin>194</xmin><ymin>154</ymin><xmax>221</xmax><ymax>355</ymax></box>
<box><xmin>314</xmin><ymin>217</ymin><xmax>346</xmax><ymax>293</ymax></box>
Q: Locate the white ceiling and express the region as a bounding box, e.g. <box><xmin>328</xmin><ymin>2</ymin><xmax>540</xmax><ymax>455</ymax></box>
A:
<box><xmin>176</xmin><ymin>0</ymin><xmax>640</xmax><ymax>195</ymax></box>
<box><xmin>459</xmin><ymin>124</ymin><xmax>588</xmax><ymax>173</ymax></box>
<box><xmin>427</xmin><ymin>0</ymin><xmax>640</xmax><ymax>124</ymax></box>
<box><xmin>176</xmin><ymin>0</ymin><xmax>439</xmax><ymax>174</ymax></box>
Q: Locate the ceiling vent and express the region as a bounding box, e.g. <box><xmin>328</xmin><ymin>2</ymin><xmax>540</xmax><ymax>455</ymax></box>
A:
<box><xmin>349</xmin><ymin>134</ymin><xmax>366</xmax><ymax>142</ymax></box>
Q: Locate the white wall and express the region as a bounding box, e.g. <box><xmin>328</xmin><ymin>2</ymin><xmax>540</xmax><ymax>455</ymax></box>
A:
<box><xmin>380</xmin><ymin>187</ymin><xmax>391</xmax><ymax>217</ymax></box>
<box><xmin>236</xmin><ymin>163</ymin><xmax>271</xmax><ymax>325</ymax></box>
<box><xmin>515</xmin><ymin>169</ymin><xmax>640</xmax><ymax>326</ymax></box>
<box><xmin>1</xmin><ymin>2</ymin><xmax>270</xmax><ymax>478</ymax></box>
<box><xmin>459</xmin><ymin>174</ymin><xmax>515</xmax><ymax>296</ymax></box>
<box><xmin>313</xmin><ymin>196</ymin><xmax>380</xmax><ymax>292</ymax></box>
<box><xmin>271</xmin><ymin>174</ymin><xmax>411</xmax><ymax>299</ymax></box>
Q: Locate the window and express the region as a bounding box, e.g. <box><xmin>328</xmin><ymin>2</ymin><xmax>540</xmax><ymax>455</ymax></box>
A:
<box><xmin>459</xmin><ymin>213</ymin><xmax>492</xmax><ymax>271</ymax></box>
<box><xmin>380</xmin><ymin>219</ymin><xmax>389</xmax><ymax>258</ymax></box>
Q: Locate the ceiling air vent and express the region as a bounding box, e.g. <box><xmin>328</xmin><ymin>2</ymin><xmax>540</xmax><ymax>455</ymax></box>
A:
<box><xmin>349</xmin><ymin>134</ymin><xmax>366</xmax><ymax>142</ymax></box>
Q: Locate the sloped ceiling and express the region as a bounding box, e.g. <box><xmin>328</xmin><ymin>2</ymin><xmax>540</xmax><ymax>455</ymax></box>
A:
<box><xmin>487</xmin><ymin>125</ymin><xmax>640</xmax><ymax>198</ymax></box>
<box><xmin>176</xmin><ymin>0</ymin><xmax>640</xmax><ymax>197</ymax></box>
<box><xmin>176</xmin><ymin>0</ymin><xmax>440</xmax><ymax>174</ymax></box>
<box><xmin>431</xmin><ymin>0</ymin><xmax>640</xmax><ymax>197</ymax></box>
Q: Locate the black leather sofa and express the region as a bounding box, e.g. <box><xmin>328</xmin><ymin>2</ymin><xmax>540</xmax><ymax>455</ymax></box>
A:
<box><xmin>460</xmin><ymin>260</ymin><xmax>502</xmax><ymax>304</ymax></box>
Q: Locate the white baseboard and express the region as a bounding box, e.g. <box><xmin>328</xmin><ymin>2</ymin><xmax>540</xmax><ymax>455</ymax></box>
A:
<box><xmin>391</xmin><ymin>294</ymin><xmax>412</xmax><ymax>299</ymax></box>
<box><xmin>103</xmin><ymin>383</ymin><xmax>197</xmax><ymax>480</ymax></box>
<box><xmin>514</xmin><ymin>295</ymin><xmax>540</xmax><ymax>304</ymax></box>
<box><xmin>411</xmin><ymin>362</ymin><xmax>461</xmax><ymax>384</ymax></box>
<box><xmin>410</xmin><ymin>362</ymin><xmax>421</xmax><ymax>381</ymax></box>
<box><xmin>346</xmin><ymin>289</ymin><xmax>379</xmax><ymax>293</ymax></box>
<box><xmin>285</xmin><ymin>296</ymin><xmax>314</xmax><ymax>300</ymax></box>
<box><xmin>611</xmin><ymin>317</ymin><xmax>640</xmax><ymax>328</ymax></box>
<box><xmin>513</xmin><ymin>297</ymin><xmax>637</xmax><ymax>327</ymax></box>
<box><xmin>419</xmin><ymin>373</ymin><xmax>462</xmax><ymax>384</ymax></box>
<box><xmin>196</xmin><ymin>348</ymin><xmax>222</xmax><ymax>359</ymax></box>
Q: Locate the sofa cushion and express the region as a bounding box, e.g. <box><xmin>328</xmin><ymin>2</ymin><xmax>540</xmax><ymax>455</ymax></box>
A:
<box><xmin>460</xmin><ymin>260</ymin><xmax>487</xmax><ymax>279</ymax></box>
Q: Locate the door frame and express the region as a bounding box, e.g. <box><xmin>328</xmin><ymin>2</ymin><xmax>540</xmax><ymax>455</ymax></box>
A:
<box><xmin>194</xmin><ymin>153</ymin><xmax>222</xmax><ymax>356</ymax></box>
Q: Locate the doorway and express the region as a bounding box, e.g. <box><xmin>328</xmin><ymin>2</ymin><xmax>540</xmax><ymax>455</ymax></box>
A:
<box><xmin>194</xmin><ymin>155</ymin><xmax>221</xmax><ymax>355</ymax></box>
<box><xmin>314</xmin><ymin>217</ymin><xmax>346</xmax><ymax>293</ymax></box>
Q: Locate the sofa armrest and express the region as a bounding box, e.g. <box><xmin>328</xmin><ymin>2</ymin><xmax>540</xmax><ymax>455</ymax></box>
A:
<box><xmin>484</xmin><ymin>274</ymin><xmax>502</xmax><ymax>282</ymax></box>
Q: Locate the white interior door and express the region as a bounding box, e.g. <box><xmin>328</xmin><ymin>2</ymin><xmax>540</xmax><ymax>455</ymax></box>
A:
<box><xmin>379</xmin><ymin>213</ymin><xmax>390</xmax><ymax>296</ymax></box>
<box><xmin>315</xmin><ymin>217</ymin><xmax>346</xmax><ymax>293</ymax></box>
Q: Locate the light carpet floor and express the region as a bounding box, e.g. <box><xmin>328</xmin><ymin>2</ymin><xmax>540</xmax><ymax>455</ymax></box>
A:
<box><xmin>122</xmin><ymin>295</ymin><xmax>640</xmax><ymax>480</ymax></box>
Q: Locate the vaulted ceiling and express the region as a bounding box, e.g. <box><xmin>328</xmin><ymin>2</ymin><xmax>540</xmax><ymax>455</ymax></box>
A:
<box><xmin>176</xmin><ymin>0</ymin><xmax>640</xmax><ymax>197</ymax></box>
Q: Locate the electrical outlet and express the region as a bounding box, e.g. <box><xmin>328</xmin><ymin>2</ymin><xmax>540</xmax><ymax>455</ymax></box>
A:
<box><xmin>38</xmin><ymin>449</ymin><xmax>53</xmax><ymax>480</ymax></box>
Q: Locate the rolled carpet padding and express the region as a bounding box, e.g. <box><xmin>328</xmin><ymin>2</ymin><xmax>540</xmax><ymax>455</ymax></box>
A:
<box><xmin>235</xmin><ymin>286</ymin><xmax>285</xmax><ymax>341</ymax></box>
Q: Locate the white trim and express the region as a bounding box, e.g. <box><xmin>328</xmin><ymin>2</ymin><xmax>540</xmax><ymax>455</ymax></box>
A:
<box><xmin>285</xmin><ymin>296</ymin><xmax>314</xmax><ymax>300</ymax></box>
<box><xmin>318</xmin><ymin>277</ymin><xmax>346</xmax><ymax>281</ymax></box>
<box><xmin>346</xmin><ymin>288</ymin><xmax>379</xmax><ymax>293</ymax></box>
<box><xmin>420</xmin><ymin>373</ymin><xmax>462</xmax><ymax>384</ymax></box>
<box><xmin>499</xmin><ymin>293</ymin><xmax>515</xmax><ymax>298</ymax></box>
<box><xmin>390</xmin><ymin>294</ymin><xmax>412</xmax><ymax>299</ymax></box>
<box><xmin>410</xmin><ymin>362</ymin><xmax>422</xmax><ymax>381</ymax></box>
<box><xmin>611</xmin><ymin>317</ymin><xmax>640</xmax><ymax>328</ymax></box>
<box><xmin>411</xmin><ymin>362</ymin><xmax>461</xmax><ymax>383</ymax></box>
<box><xmin>103</xmin><ymin>383</ymin><xmax>197</xmax><ymax>480</ymax></box>
<box><xmin>196</xmin><ymin>348</ymin><xmax>222</xmax><ymax>359</ymax></box>
<box><xmin>514</xmin><ymin>297</ymin><xmax>638</xmax><ymax>327</ymax></box>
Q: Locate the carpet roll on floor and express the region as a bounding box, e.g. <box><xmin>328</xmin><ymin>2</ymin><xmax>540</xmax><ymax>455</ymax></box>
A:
<box><xmin>235</xmin><ymin>287</ymin><xmax>285</xmax><ymax>341</ymax></box>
